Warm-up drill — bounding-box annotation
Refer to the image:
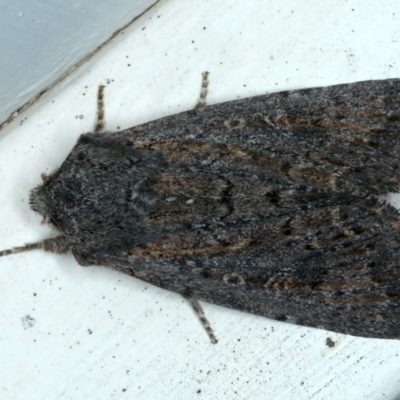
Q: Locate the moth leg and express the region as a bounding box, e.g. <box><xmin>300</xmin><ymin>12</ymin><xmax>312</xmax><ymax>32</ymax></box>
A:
<box><xmin>183</xmin><ymin>294</ymin><xmax>218</xmax><ymax>344</ymax></box>
<box><xmin>94</xmin><ymin>84</ymin><xmax>106</xmax><ymax>133</ymax></box>
<box><xmin>194</xmin><ymin>71</ymin><xmax>210</xmax><ymax>110</ymax></box>
<box><xmin>0</xmin><ymin>235</ymin><xmax>70</xmax><ymax>258</ymax></box>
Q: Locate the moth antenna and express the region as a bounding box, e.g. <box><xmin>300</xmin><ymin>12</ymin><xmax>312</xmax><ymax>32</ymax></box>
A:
<box><xmin>183</xmin><ymin>294</ymin><xmax>218</xmax><ymax>344</ymax></box>
<box><xmin>194</xmin><ymin>71</ymin><xmax>210</xmax><ymax>110</ymax></box>
<box><xmin>94</xmin><ymin>84</ymin><xmax>106</xmax><ymax>133</ymax></box>
<box><xmin>0</xmin><ymin>236</ymin><xmax>70</xmax><ymax>258</ymax></box>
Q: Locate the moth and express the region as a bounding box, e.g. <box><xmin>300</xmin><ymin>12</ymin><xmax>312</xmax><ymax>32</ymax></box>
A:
<box><xmin>1</xmin><ymin>72</ymin><xmax>400</xmax><ymax>343</ymax></box>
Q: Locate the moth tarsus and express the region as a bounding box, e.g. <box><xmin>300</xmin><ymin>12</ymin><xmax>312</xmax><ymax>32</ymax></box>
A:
<box><xmin>94</xmin><ymin>84</ymin><xmax>106</xmax><ymax>133</ymax></box>
<box><xmin>0</xmin><ymin>236</ymin><xmax>69</xmax><ymax>258</ymax></box>
<box><xmin>0</xmin><ymin>243</ymin><xmax>41</xmax><ymax>257</ymax></box>
<box><xmin>194</xmin><ymin>71</ymin><xmax>210</xmax><ymax>110</ymax></box>
<box><xmin>2</xmin><ymin>73</ymin><xmax>400</xmax><ymax>343</ymax></box>
<box><xmin>183</xmin><ymin>294</ymin><xmax>218</xmax><ymax>344</ymax></box>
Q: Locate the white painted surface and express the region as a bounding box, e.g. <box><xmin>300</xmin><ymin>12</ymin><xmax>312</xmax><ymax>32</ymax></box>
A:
<box><xmin>0</xmin><ymin>0</ymin><xmax>157</xmax><ymax>125</ymax></box>
<box><xmin>1</xmin><ymin>0</ymin><xmax>400</xmax><ymax>399</ymax></box>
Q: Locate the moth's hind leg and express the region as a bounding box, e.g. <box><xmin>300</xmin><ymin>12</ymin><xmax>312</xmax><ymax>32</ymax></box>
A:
<box><xmin>94</xmin><ymin>84</ymin><xmax>106</xmax><ymax>133</ymax></box>
<box><xmin>183</xmin><ymin>294</ymin><xmax>218</xmax><ymax>344</ymax></box>
<box><xmin>194</xmin><ymin>71</ymin><xmax>210</xmax><ymax>110</ymax></box>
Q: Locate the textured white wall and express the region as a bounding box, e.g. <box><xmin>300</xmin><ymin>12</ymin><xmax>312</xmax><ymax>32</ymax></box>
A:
<box><xmin>0</xmin><ymin>0</ymin><xmax>157</xmax><ymax>126</ymax></box>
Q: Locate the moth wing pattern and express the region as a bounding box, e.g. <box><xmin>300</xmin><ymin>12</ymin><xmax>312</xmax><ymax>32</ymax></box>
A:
<box><xmin>4</xmin><ymin>74</ymin><xmax>400</xmax><ymax>342</ymax></box>
<box><xmin>115</xmin><ymin>78</ymin><xmax>400</xmax><ymax>196</ymax></box>
<box><xmin>97</xmin><ymin>150</ymin><xmax>400</xmax><ymax>339</ymax></box>
<box><xmin>106</xmin><ymin>202</ymin><xmax>400</xmax><ymax>339</ymax></box>
<box><xmin>99</xmin><ymin>77</ymin><xmax>400</xmax><ymax>339</ymax></box>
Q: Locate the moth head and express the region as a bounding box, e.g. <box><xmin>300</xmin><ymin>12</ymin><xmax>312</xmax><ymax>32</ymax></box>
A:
<box><xmin>29</xmin><ymin>182</ymin><xmax>50</xmax><ymax>219</ymax></box>
<box><xmin>29</xmin><ymin>170</ymin><xmax>59</xmax><ymax>228</ymax></box>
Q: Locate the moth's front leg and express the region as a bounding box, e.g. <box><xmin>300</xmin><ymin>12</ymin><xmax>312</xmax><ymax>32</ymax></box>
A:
<box><xmin>0</xmin><ymin>235</ymin><xmax>70</xmax><ymax>258</ymax></box>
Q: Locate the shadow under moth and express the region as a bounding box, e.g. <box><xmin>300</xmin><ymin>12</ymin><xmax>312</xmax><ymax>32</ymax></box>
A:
<box><xmin>1</xmin><ymin>72</ymin><xmax>400</xmax><ymax>344</ymax></box>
